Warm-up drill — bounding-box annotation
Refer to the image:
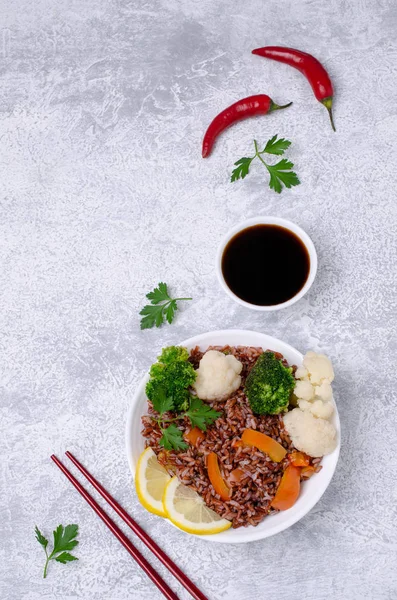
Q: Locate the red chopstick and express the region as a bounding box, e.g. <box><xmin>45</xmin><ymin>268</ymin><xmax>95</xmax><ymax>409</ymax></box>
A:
<box><xmin>51</xmin><ymin>455</ymin><xmax>179</xmax><ymax>600</ymax></box>
<box><xmin>52</xmin><ymin>452</ymin><xmax>208</xmax><ymax>600</ymax></box>
<box><xmin>64</xmin><ymin>451</ymin><xmax>207</xmax><ymax>600</ymax></box>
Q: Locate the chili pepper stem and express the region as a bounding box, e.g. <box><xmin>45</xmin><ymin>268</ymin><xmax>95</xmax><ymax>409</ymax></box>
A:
<box><xmin>270</xmin><ymin>101</ymin><xmax>293</xmax><ymax>112</ymax></box>
<box><xmin>322</xmin><ymin>97</ymin><xmax>336</xmax><ymax>132</ymax></box>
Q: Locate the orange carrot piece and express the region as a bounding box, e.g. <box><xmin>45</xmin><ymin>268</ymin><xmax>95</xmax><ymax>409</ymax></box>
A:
<box><xmin>184</xmin><ymin>426</ymin><xmax>205</xmax><ymax>447</ymax></box>
<box><xmin>207</xmin><ymin>452</ymin><xmax>231</xmax><ymax>501</ymax></box>
<box><xmin>241</xmin><ymin>429</ymin><xmax>287</xmax><ymax>462</ymax></box>
<box><xmin>301</xmin><ymin>465</ymin><xmax>316</xmax><ymax>479</ymax></box>
<box><xmin>288</xmin><ymin>451</ymin><xmax>310</xmax><ymax>467</ymax></box>
<box><xmin>271</xmin><ymin>465</ymin><xmax>301</xmax><ymax>511</ymax></box>
<box><xmin>229</xmin><ymin>468</ymin><xmax>247</xmax><ymax>484</ymax></box>
<box><xmin>231</xmin><ymin>438</ymin><xmax>244</xmax><ymax>449</ymax></box>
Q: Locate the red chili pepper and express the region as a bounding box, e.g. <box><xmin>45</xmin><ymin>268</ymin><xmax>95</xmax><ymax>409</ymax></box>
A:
<box><xmin>202</xmin><ymin>94</ymin><xmax>292</xmax><ymax>158</ymax></box>
<box><xmin>252</xmin><ymin>47</ymin><xmax>335</xmax><ymax>132</ymax></box>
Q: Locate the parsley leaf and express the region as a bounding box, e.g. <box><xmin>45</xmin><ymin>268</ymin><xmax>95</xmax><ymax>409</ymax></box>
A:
<box><xmin>265</xmin><ymin>159</ymin><xmax>301</xmax><ymax>194</ymax></box>
<box><xmin>152</xmin><ymin>396</ymin><xmax>221</xmax><ymax>450</ymax></box>
<box><xmin>55</xmin><ymin>552</ymin><xmax>79</xmax><ymax>564</ymax></box>
<box><xmin>263</xmin><ymin>134</ymin><xmax>291</xmax><ymax>155</ymax></box>
<box><xmin>140</xmin><ymin>283</ymin><xmax>192</xmax><ymax>329</ymax></box>
<box><xmin>151</xmin><ymin>386</ymin><xmax>174</xmax><ymax>415</ymax></box>
<box><xmin>146</xmin><ymin>282</ymin><xmax>171</xmax><ymax>304</ymax></box>
<box><xmin>185</xmin><ymin>397</ymin><xmax>221</xmax><ymax>431</ymax></box>
<box><xmin>164</xmin><ymin>299</ymin><xmax>177</xmax><ymax>325</ymax></box>
<box><xmin>35</xmin><ymin>524</ymin><xmax>79</xmax><ymax>578</ymax></box>
<box><xmin>160</xmin><ymin>423</ymin><xmax>188</xmax><ymax>451</ymax></box>
<box><xmin>230</xmin><ymin>135</ymin><xmax>300</xmax><ymax>193</ymax></box>
<box><xmin>140</xmin><ymin>304</ymin><xmax>165</xmax><ymax>329</ymax></box>
<box><xmin>231</xmin><ymin>157</ymin><xmax>254</xmax><ymax>182</ymax></box>
<box><xmin>35</xmin><ymin>526</ymin><xmax>48</xmax><ymax>550</ymax></box>
<box><xmin>53</xmin><ymin>524</ymin><xmax>79</xmax><ymax>553</ymax></box>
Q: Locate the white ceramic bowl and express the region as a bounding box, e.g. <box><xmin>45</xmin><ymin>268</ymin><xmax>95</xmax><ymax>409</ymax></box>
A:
<box><xmin>216</xmin><ymin>217</ymin><xmax>318</xmax><ymax>311</ymax></box>
<box><xmin>126</xmin><ymin>329</ymin><xmax>340</xmax><ymax>544</ymax></box>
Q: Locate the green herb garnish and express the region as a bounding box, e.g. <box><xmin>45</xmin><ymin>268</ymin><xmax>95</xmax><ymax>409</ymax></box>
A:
<box><xmin>231</xmin><ymin>135</ymin><xmax>300</xmax><ymax>193</ymax></box>
<box><xmin>184</xmin><ymin>396</ymin><xmax>221</xmax><ymax>431</ymax></box>
<box><xmin>140</xmin><ymin>282</ymin><xmax>192</xmax><ymax>329</ymax></box>
<box><xmin>263</xmin><ymin>134</ymin><xmax>292</xmax><ymax>155</ymax></box>
<box><xmin>35</xmin><ymin>524</ymin><xmax>79</xmax><ymax>579</ymax></box>
<box><xmin>152</xmin><ymin>392</ymin><xmax>221</xmax><ymax>451</ymax></box>
<box><xmin>159</xmin><ymin>422</ymin><xmax>189</xmax><ymax>451</ymax></box>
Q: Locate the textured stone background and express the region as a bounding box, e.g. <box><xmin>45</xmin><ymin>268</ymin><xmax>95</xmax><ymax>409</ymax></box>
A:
<box><xmin>1</xmin><ymin>0</ymin><xmax>397</xmax><ymax>598</ymax></box>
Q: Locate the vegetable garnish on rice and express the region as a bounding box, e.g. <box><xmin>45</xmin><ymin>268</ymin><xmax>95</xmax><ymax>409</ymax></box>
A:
<box><xmin>138</xmin><ymin>344</ymin><xmax>337</xmax><ymax>532</ymax></box>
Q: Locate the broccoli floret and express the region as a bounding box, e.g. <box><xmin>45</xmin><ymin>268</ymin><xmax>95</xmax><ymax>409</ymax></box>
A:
<box><xmin>245</xmin><ymin>351</ymin><xmax>295</xmax><ymax>415</ymax></box>
<box><xmin>146</xmin><ymin>346</ymin><xmax>196</xmax><ymax>412</ymax></box>
<box><xmin>157</xmin><ymin>345</ymin><xmax>189</xmax><ymax>365</ymax></box>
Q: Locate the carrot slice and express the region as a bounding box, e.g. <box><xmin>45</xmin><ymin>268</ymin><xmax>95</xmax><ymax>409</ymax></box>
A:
<box><xmin>231</xmin><ymin>438</ymin><xmax>244</xmax><ymax>449</ymax></box>
<box><xmin>288</xmin><ymin>451</ymin><xmax>310</xmax><ymax>467</ymax></box>
<box><xmin>229</xmin><ymin>468</ymin><xmax>247</xmax><ymax>484</ymax></box>
<box><xmin>301</xmin><ymin>465</ymin><xmax>316</xmax><ymax>479</ymax></box>
<box><xmin>241</xmin><ymin>429</ymin><xmax>287</xmax><ymax>462</ymax></box>
<box><xmin>207</xmin><ymin>452</ymin><xmax>231</xmax><ymax>501</ymax></box>
<box><xmin>184</xmin><ymin>426</ymin><xmax>205</xmax><ymax>447</ymax></box>
<box><xmin>271</xmin><ymin>465</ymin><xmax>301</xmax><ymax>511</ymax></box>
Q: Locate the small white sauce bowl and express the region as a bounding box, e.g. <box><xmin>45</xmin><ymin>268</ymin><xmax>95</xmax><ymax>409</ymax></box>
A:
<box><xmin>216</xmin><ymin>216</ymin><xmax>318</xmax><ymax>311</ymax></box>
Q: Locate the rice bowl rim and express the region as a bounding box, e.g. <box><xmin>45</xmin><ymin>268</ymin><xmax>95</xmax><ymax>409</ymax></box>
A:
<box><xmin>126</xmin><ymin>329</ymin><xmax>341</xmax><ymax>544</ymax></box>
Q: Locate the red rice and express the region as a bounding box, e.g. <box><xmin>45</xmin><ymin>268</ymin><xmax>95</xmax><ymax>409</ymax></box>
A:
<box><xmin>141</xmin><ymin>346</ymin><xmax>321</xmax><ymax>529</ymax></box>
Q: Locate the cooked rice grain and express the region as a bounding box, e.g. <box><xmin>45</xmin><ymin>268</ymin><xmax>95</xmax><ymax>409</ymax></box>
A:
<box><xmin>141</xmin><ymin>345</ymin><xmax>321</xmax><ymax>529</ymax></box>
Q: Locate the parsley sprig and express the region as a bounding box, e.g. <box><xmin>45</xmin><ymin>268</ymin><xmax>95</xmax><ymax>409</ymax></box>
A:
<box><xmin>231</xmin><ymin>135</ymin><xmax>300</xmax><ymax>193</ymax></box>
<box><xmin>140</xmin><ymin>282</ymin><xmax>192</xmax><ymax>330</ymax></box>
<box><xmin>150</xmin><ymin>390</ymin><xmax>221</xmax><ymax>451</ymax></box>
<box><xmin>35</xmin><ymin>524</ymin><xmax>79</xmax><ymax>578</ymax></box>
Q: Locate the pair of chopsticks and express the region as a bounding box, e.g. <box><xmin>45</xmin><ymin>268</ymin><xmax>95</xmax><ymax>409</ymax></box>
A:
<box><xmin>51</xmin><ymin>452</ymin><xmax>208</xmax><ymax>600</ymax></box>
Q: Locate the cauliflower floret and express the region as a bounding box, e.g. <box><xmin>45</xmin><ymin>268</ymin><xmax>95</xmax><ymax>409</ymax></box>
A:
<box><xmin>297</xmin><ymin>399</ymin><xmax>312</xmax><ymax>411</ymax></box>
<box><xmin>294</xmin><ymin>379</ymin><xmax>315</xmax><ymax>401</ymax></box>
<box><xmin>295</xmin><ymin>366</ymin><xmax>309</xmax><ymax>380</ymax></box>
<box><xmin>314</xmin><ymin>380</ymin><xmax>333</xmax><ymax>402</ymax></box>
<box><xmin>303</xmin><ymin>351</ymin><xmax>334</xmax><ymax>385</ymax></box>
<box><xmin>283</xmin><ymin>408</ymin><xmax>337</xmax><ymax>457</ymax></box>
<box><xmin>192</xmin><ymin>350</ymin><xmax>243</xmax><ymax>401</ymax></box>
<box><xmin>298</xmin><ymin>399</ymin><xmax>334</xmax><ymax>420</ymax></box>
<box><xmin>311</xmin><ymin>400</ymin><xmax>334</xmax><ymax>419</ymax></box>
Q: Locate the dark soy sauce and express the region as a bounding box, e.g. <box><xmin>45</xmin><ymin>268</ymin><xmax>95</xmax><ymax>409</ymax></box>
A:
<box><xmin>221</xmin><ymin>224</ymin><xmax>310</xmax><ymax>306</ymax></box>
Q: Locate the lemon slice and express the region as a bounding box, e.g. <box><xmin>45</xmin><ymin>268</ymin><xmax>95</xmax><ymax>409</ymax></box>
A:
<box><xmin>163</xmin><ymin>476</ymin><xmax>232</xmax><ymax>535</ymax></box>
<box><xmin>135</xmin><ymin>447</ymin><xmax>171</xmax><ymax>517</ymax></box>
